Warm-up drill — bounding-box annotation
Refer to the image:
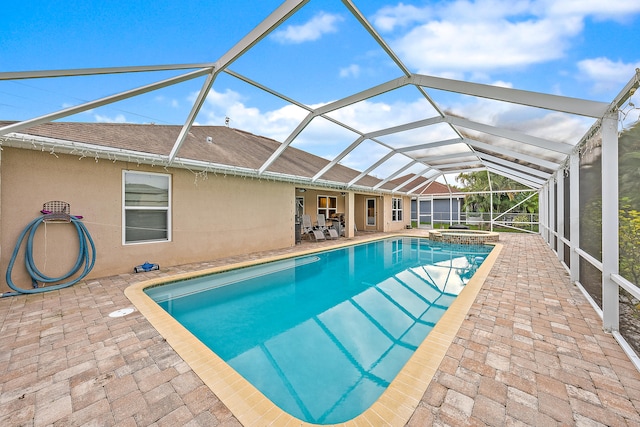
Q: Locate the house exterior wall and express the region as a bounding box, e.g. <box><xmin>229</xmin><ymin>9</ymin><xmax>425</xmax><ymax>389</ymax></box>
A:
<box><xmin>356</xmin><ymin>194</ymin><xmax>380</xmax><ymax>231</ymax></box>
<box><xmin>382</xmin><ymin>194</ymin><xmax>411</xmax><ymax>232</ymax></box>
<box><xmin>1</xmin><ymin>147</ymin><xmax>294</xmax><ymax>293</ymax></box>
<box><xmin>351</xmin><ymin>194</ymin><xmax>410</xmax><ymax>232</ymax></box>
<box><xmin>295</xmin><ymin>189</ymin><xmax>346</xmax><ymax>225</ymax></box>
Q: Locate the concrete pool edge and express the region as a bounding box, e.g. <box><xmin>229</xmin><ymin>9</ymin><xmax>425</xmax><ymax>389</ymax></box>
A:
<box><xmin>124</xmin><ymin>236</ymin><xmax>503</xmax><ymax>426</ymax></box>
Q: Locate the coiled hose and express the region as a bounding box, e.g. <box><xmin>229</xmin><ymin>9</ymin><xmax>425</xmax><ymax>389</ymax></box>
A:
<box><xmin>4</xmin><ymin>215</ymin><xmax>96</xmax><ymax>296</ymax></box>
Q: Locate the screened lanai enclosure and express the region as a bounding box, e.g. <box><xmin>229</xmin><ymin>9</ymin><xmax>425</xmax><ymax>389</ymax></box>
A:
<box><xmin>1</xmin><ymin>0</ymin><xmax>639</xmax><ymax>368</ymax></box>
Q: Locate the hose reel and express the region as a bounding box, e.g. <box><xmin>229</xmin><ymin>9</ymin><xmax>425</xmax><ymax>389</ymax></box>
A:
<box><xmin>3</xmin><ymin>201</ymin><xmax>96</xmax><ymax>296</ymax></box>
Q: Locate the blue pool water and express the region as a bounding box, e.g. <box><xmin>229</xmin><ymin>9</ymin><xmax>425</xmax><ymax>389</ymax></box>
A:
<box><xmin>146</xmin><ymin>237</ymin><xmax>492</xmax><ymax>424</ymax></box>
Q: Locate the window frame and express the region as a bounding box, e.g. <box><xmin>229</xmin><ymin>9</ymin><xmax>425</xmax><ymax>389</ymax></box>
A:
<box><xmin>317</xmin><ymin>195</ymin><xmax>337</xmax><ymax>219</ymax></box>
<box><xmin>392</xmin><ymin>197</ymin><xmax>403</xmax><ymax>222</ymax></box>
<box><xmin>122</xmin><ymin>170</ymin><xmax>172</xmax><ymax>245</ymax></box>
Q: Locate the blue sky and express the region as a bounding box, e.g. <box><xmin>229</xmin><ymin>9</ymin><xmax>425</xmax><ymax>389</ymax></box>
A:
<box><xmin>2</xmin><ymin>0</ymin><xmax>640</xmax><ymax>177</ymax></box>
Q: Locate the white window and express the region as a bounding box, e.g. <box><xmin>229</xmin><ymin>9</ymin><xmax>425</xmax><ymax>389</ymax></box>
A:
<box><xmin>392</xmin><ymin>197</ymin><xmax>403</xmax><ymax>221</ymax></box>
<box><xmin>123</xmin><ymin>170</ymin><xmax>171</xmax><ymax>244</ymax></box>
<box><xmin>317</xmin><ymin>195</ymin><xmax>337</xmax><ymax>219</ymax></box>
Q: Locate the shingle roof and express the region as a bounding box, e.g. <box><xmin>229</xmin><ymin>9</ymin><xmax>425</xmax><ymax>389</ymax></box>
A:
<box><xmin>390</xmin><ymin>174</ymin><xmax>456</xmax><ymax>195</ymax></box>
<box><xmin>1</xmin><ymin>121</ymin><xmax>400</xmax><ymax>191</ymax></box>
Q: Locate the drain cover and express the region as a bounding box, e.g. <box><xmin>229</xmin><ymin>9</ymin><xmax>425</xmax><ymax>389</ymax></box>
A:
<box><xmin>108</xmin><ymin>308</ymin><xmax>135</xmax><ymax>318</ymax></box>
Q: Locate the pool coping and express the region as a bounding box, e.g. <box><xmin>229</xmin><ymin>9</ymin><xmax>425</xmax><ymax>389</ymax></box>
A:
<box><xmin>124</xmin><ymin>234</ymin><xmax>503</xmax><ymax>426</ymax></box>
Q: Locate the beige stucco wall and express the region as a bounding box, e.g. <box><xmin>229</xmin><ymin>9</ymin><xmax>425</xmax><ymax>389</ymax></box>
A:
<box><xmin>382</xmin><ymin>194</ymin><xmax>411</xmax><ymax>232</ymax></box>
<box><xmin>350</xmin><ymin>194</ymin><xmax>410</xmax><ymax>232</ymax></box>
<box><xmin>1</xmin><ymin>147</ymin><xmax>413</xmax><ymax>294</ymax></box>
<box><xmin>296</xmin><ymin>190</ymin><xmax>410</xmax><ymax>233</ymax></box>
<box><xmin>295</xmin><ymin>188</ymin><xmax>347</xmax><ymax>224</ymax></box>
<box><xmin>1</xmin><ymin>147</ymin><xmax>294</xmax><ymax>293</ymax></box>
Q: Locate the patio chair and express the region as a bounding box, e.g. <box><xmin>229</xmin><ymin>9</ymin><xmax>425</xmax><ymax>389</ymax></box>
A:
<box><xmin>302</xmin><ymin>214</ymin><xmax>325</xmax><ymax>241</ymax></box>
<box><xmin>316</xmin><ymin>214</ymin><xmax>339</xmax><ymax>240</ymax></box>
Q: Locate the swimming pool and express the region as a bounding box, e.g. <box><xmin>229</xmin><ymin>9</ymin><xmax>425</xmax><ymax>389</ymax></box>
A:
<box><xmin>141</xmin><ymin>237</ymin><xmax>493</xmax><ymax>424</ymax></box>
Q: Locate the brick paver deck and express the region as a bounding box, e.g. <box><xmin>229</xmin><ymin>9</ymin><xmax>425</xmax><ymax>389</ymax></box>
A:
<box><xmin>1</xmin><ymin>232</ymin><xmax>639</xmax><ymax>426</ymax></box>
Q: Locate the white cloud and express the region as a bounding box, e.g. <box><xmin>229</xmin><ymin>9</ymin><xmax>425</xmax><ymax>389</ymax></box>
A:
<box><xmin>94</xmin><ymin>113</ymin><xmax>128</xmax><ymax>123</ymax></box>
<box><xmin>322</xmin><ymin>97</ymin><xmax>441</xmax><ymax>136</ymax></box>
<box><xmin>373</xmin><ymin>0</ymin><xmax>639</xmax><ymax>78</ymax></box>
<box><xmin>196</xmin><ymin>87</ymin><xmax>307</xmax><ymax>143</ymax></box>
<box><xmin>271</xmin><ymin>12</ymin><xmax>343</xmax><ymax>44</ymax></box>
<box><xmin>394</xmin><ymin>16</ymin><xmax>582</xmax><ymax>74</ymax></box>
<box><xmin>448</xmin><ymin>94</ymin><xmax>591</xmax><ymax>144</ymax></box>
<box><xmin>372</xmin><ymin>3</ymin><xmax>432</xmax><ymax>32</ymax></box>
<box><xmin>542</xmin><ymin>0</ymin><xmax>640</xmax><ymax>21</ymax></box>
<box><xmin>577</xmin><ymin>57</ymin><xmax>640</xmax><ymax>94</ymax></box>
<box><xmin>511</xmin><ymin>111</ymin><xmax>591</xmax><ymax>143</ymax></box>
<box><xmin>339</xmin><ymin>64</ymin><xmax>361</xmax><ymax>78</ymax></box>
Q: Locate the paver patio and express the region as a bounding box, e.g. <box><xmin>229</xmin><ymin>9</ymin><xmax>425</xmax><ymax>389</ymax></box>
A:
<box><xmin>1</xmin><ymin>232</ymin><xmax>639</xmax><ymax>426</ymax></box>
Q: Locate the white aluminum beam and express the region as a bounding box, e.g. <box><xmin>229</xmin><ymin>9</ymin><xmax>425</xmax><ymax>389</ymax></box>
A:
<box><xmin>215</xmin><ymin>0</ymin><xmax>308</xmax><ymax>70</ymax></box>
<box><xmin>448</xmin><ymin>116</ymin><xmax>574</xmax><ymax>154</ymax></box>
<box><xmin>395</xmin><ymin>137</ymin><xmax>463</xmax><ymax>153</ymax></box>
<box><xmin>601</xmin><ymin>111</ymin><xmax>619</xmax><ymax>332</ymax></box>
<box><xmin>258</xmin><ymin>75</ymin><xmax>412</xmax><ymax>175</ymax></box>
<box><xmin>340</xmin><ymin>0</ymin><xmax>452</xmax><ymax>126</ymax></box>
<box><xmin>409</xmin><ymin>176</ymin><xmax>437</xmax><ymax>194</ymax></box>
<box><xmin>315</xmin><ymin>76</ymin><xmax>411</xmax><ymax>116</ymax></box>
<box><xmin>341</xmin><ymin>0</ymin><xmax>411</xmax><ymax>78</ymax></box>
<box><xmin>169</xmin><ymin>0</ymin><xmax>308</xmax><ymax>164</ymax></box>
<box><xmin>168</xmin><ymin>71</ymin><xmax>216</xmax><ymax>162</ymax></box>
<box><xmin>258</xmin><ymin>113</ymin><xmax>315</xmax><ymax>175</ymax></box>
<box><xmin>411</xmin><ymin>74</ymin><xmax>609</xmax><ymax>118</ymax></box>
<box><xmin>0</xmin><ymin>68</ymin><xmax>212</xmax><ymax>137</ymax></box>
<box><xmin>475</xmin><ymin>152</ymin><xmax>551</xmax><ymax>179</ymax></box>
<box><xmin>462</xmin><ymin>137</ymin><xmax>561</xmax><ymax>170</ymax></box>
<box><xmin>557</xmin><ymin>170</ymin><xmax>565</xmax><ymax>264</ymax></box>
<box><xmin>540</xmin><ymin>183</ymin><xmax>547</xmax><ymax>240</ymax></box>
<box><xmin>225</xmin><ymin>69</ymin><xmax>397</xmax><ymax>155</ymax></box>
<box><xmin>486</xmin><ymin>166</ymin><xmax>540</xmax><ymax>189</ymax></box>
<box><xmin>609</xmin><ymin>68</ymin><xmax>640</xmax><ymax>111</ymax></box>
<box><xmin>0</xmin><ymin>63</ymin><xmax>215</xmax><ymax>80</ymax></box>
<box><xmin>313</xmin><ymin>116</ymin><xmax>446</xmax><ymax>181</ymax></box>
<box><xmin>347</xmin><ymin>151</ymin><xmax>397</xmax><ymax>187</ymax></box>
<box><xmin>312</xmin><ymin>136</ymin><xmax>365</xmax><ymax>181</ymax></box>
<box><xmin>549</xmin><ymin>175</ymin><xmax>556</xmax><ymax>252</ymax></box>
<box><xmin>373</xmin><ymin>160</ymin><xmax>417</xmax><ymax>190</ymax></box>
<box><xmin>224</xmin><ymin>69</ymin><xmax>313</xmax><ymax>112</ymax></box>
<box><xmin>366</xmin><ymin>116</ymin><xmax>446</xmax><ymax>139</ymax></box>
<box><xmin>484</xmin><ymin>163</ymin><xmax>544</xmax><ymax>187</ymax></box>
<box><xmin>569</xmin><ymin>152</ymin><xmax>580</xmax><ymax>282</ymax></box>
<box><xmin>438</xmin><ymin>167</ymin><xmax>487</xmax><ymax>175</ymax></box>
<box><xmin>433</xmin><ymin>160</ymin><xmax>483</xmax><ymax>170</ymax></box>
<box><xmin>416</xmin><ymin>151</ymin><xmax>476</xmax><ymax>163</ymax></box>
<box><xmin>392</xmin><ymin>167</ymin><xmax>432</xmax><ymax>192</ymax></box>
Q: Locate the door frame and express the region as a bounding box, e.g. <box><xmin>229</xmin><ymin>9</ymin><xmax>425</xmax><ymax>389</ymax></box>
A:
<box><xmin>366</xmin><ymin>197</ymin><xmax>376</xmax><ymax>228</ymax></box>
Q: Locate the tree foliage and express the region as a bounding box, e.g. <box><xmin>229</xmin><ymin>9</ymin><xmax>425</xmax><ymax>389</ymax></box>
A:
<box><xmin>619</xmin><ymin>121</ymin><xmax>640</xmax><ymax>285</ymax></box>
<box><xmin>456</xmin><ymin>171</ymin><xmax>538</xmax><ymax>214</ymax></box>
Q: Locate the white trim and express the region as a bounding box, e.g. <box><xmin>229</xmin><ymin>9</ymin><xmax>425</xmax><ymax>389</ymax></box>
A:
<box><xmin>366</xmin><ymin>198</ymin><xmax>376</xmax><ymax>227</ymax></box>
<box><xmin>122</xmin><ymin>170</ymin><xmax>172</xmax><ymax>245</ymax></box>
<box><xmin>391</xmin><ymin>197</ymin><xmax>403</xmax><ymax>222</ymax></box>
<box><xmin>601</xmin><ymin>112</ymin><xmax>619</xmax><ymax>332</ymax></box>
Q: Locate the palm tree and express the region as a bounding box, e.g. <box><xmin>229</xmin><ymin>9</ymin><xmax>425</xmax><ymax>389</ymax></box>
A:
<box><xmin>457</xmin><ymin>171</ymin><xmax>532</xmax><ymax>214</ymax></box>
